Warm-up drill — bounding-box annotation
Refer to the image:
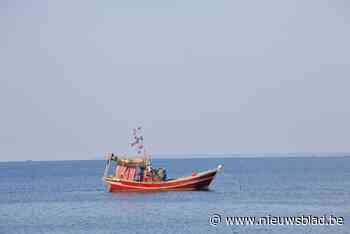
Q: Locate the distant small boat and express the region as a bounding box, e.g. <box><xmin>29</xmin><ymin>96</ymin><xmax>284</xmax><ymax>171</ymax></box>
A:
<box><xmin>103</xmin><ymin>156</ymin><xmax>223</xmax><ymax>192</ymax></box>
<box><xmin>102</xmin><ymin>127</ymin><xmax>223</xmax><ymax>192</ymax></box>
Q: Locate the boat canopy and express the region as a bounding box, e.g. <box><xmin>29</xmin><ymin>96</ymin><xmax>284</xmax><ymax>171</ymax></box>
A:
<box><xmin>116</xmin><ymin>157</ymin><xmax>147</xmax><ymax>167</ymax></box>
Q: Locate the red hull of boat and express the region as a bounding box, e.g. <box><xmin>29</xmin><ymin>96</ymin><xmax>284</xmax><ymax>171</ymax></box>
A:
<box><xmin>103</xmin><ymin>169</ymin><xmax>218</xmax><ymax>192</ymax></box>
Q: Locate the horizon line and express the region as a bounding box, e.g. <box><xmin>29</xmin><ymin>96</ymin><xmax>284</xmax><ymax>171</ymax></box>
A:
<box><xmin>1</xmin><ymin>152</ymin><xmax>350</xmax><ymax>163</ymax></box>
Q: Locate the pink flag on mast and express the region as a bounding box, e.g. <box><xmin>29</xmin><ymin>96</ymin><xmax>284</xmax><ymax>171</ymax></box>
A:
<box><xmin>130</xmin><ymin>127</ymin><xmax>146</xmax><ymax>155</ymax></box>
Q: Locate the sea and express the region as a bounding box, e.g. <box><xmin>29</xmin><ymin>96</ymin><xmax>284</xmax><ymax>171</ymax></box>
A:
<box><xmin>0</xmin><ymin>157</ymin><xmax>349</xmax><ymax>234</ymax></box>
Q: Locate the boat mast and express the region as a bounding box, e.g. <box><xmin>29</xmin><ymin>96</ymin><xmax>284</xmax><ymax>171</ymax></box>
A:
<box><xmin>103</xmin><ymin>152</ymin><xmax>112</xmax><ymax>177</ymax></box>
<box><xmin>130</xmin><ymin>126</ymin><xmax>150</xmax><ymax>163</ymax></box>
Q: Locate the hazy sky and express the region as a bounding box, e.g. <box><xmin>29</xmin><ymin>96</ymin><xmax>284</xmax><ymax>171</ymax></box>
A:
<box><xmin>1</xmin><ymin>0</ymin><xmax>350</xmax><ymax>161</ymax></box>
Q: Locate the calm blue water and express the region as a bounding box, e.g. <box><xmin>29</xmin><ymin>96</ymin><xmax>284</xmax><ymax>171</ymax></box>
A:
<box><xmin>0</xmin><ymin>157</ymin><xmax>349</xmax><ymax>234</ymax></box>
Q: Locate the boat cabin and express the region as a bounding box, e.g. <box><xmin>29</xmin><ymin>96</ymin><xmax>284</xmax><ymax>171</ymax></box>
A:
<box><xmin>104</xmin><ymin>153</ymin><xmax>167</xmax><ymax>182</ymax></box>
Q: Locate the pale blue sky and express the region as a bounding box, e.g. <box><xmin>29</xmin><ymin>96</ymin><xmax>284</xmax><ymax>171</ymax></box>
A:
<box><xmin>1</xmin><ymin>0</ymin><xmax>350</xmax><ymax>161</ymax></box>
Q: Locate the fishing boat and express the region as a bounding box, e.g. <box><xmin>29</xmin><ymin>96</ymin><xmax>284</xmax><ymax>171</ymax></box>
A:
<box><xmin>102</xmin><ymin>127</ymin><xmax>223</xmax><ymax>192</ymax></box>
